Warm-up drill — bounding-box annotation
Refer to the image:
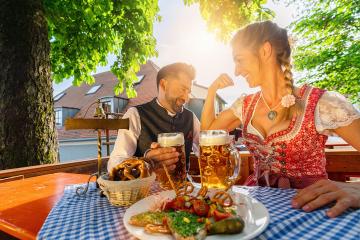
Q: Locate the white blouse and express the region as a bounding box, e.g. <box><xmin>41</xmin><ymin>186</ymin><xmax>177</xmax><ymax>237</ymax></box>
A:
<box><xmin>230</xmin><ymin>91</ymin><xmax>360</xmax><ymax>138</ymax></box>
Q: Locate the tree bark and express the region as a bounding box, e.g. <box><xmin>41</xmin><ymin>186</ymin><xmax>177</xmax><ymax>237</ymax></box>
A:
<box><xmin>0</xmin><ymin>0</ymin><xmax>58</xmax><ymax>169</ymax></box>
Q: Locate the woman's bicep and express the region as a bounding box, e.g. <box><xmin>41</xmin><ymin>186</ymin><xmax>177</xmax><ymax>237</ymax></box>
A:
<box><xmin>204</xmin><ymin>108</ymin><xmax>241</xmax><ymax>131</ymax></box>
<box><xmin>333</xmin><ymin>118</ymin><xmax>360</xmax><ymax>151</ymax></box>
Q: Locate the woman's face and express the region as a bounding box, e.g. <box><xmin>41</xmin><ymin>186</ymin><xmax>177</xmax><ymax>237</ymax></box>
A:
<box><xmin>232</xmin><ymin>45</ymin><xmax>262</xmax><ymax>88</ymax></box>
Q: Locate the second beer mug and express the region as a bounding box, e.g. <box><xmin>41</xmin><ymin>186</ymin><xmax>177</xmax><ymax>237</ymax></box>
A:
<box><xmin>199</xmin><ymin>130</ymin><xmax>241</xmax><ymax>190</ymax></box>
<box><xmin>157</xmin><ymin>132</ymin><xmax>186</xmax><ymax>189</ymax></box>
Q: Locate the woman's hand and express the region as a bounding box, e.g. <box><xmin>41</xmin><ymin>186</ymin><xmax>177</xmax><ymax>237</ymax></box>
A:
<box><xmin>291</xmin><ymin>179</ymin><xmax>360</xmax><ymax>217</ymax></box>
<box><xmin>209</xmin><ymin>74</ymin><xmax>234</xmax><ymax>92</ymax></box>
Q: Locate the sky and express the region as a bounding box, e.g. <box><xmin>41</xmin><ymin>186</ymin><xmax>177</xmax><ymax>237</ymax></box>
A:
<box><xmin>53</xmin><ymin>0</ymin><xmax>297</xmax><ymax>105</ymax></box>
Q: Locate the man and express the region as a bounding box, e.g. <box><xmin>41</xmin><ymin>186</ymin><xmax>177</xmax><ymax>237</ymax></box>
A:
<box><xmin>107</xmin><ymin>62</ymin><xmax>200</xmax><ymax>173</ymax></box>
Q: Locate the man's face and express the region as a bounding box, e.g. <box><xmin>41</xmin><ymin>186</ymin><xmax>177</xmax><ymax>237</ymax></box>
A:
<box><xmin>162</xmin><ymin>72</ymin><xmax>192</xmax><ymax>113</ymax></box>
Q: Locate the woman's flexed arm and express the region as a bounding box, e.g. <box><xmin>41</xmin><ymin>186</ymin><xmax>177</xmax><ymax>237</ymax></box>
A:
<box><xmin>201</xmin><ymin>74</ymin><xmax>241</xmax><ymax>131</ymax></box>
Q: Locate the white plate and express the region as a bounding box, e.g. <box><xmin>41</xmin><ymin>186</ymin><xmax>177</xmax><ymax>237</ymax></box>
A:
<box><xmin>123</xmin><ymin>188</ymin><xmax>269</xmax><ymax>240</ymax></box>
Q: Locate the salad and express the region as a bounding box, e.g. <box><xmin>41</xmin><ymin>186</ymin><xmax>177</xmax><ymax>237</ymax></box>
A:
<box><xmin>129</xmin><ymin>183</ymin><xmax>245</xmax><ymax>240</ymax></box>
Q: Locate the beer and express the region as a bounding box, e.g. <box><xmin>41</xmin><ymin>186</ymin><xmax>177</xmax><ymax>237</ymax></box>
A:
<box><xmin>199</xmin><ymin>130</ymin><xmax>239</xmax><ymax>189</ymax></box>
<box><xmin>157</xmin><ymin>132</ymin><xmax>186</xmax><ymax>189</ymax></box>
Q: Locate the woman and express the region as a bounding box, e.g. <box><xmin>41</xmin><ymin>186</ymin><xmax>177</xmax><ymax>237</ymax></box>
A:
<box><xmin>201</xmin><ymin>21</ymin><xmax>360</xmax><ymax>217</ymax></box>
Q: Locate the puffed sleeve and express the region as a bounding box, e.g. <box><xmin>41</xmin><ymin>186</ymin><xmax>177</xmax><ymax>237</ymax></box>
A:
<box><xmin>315</xmin><ymin>91</ymin><xmax>360</xmax><ymax>135</ymax></box>
<box><xmin>230</xmin><ymin>94</ymin><xmax>247</xmax><ymax>122</ymax></box>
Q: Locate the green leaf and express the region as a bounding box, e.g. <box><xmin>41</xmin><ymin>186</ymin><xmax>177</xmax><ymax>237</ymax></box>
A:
<box><xmin>44</xmin><ymin>0</ymin><xmax>160</xmax><ymax>98</ymax></box>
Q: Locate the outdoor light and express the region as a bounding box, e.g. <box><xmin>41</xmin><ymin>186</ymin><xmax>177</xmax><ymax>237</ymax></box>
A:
<box><xmin>94</xmin><ymin>99</ymin><xmax>106</xmax><ymax>118</ymax></box>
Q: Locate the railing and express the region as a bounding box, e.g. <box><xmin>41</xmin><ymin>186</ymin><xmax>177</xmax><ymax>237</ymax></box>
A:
<box><xmin>0</xmin><ymin>157</ymin><xmax>109</xmax><ymax>181</ymax></box>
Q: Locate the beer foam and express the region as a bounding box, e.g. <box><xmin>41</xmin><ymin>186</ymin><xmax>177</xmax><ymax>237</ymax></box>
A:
<box><xmin>199</xmin><ymin>135</ymin><xmax>229</xmax><ymax>146</ymax></box>
<box><xmin>158</xmin><ymin>134</ymin><xmax>184</xmax><ymax>147</ymax></box>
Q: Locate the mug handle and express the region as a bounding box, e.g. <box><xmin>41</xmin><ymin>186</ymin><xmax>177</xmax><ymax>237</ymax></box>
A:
<box><xmin>187</xmin><ymin>167</ymin><xmax>197</xmax><ymax>186</ymax></box>
<box><xmin>227</xmin><ymin>144</ymin><xmax>242</xmax><ymax>190</ymax></box>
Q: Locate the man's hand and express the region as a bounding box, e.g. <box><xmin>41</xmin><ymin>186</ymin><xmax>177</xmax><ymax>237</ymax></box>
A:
<box><xmin>209</xmin><ymin>74</ymin><xmax>234</xmax><ymax>92</ymax></box>
<box><xmin>292</xmin><ymin>179</ymin><xmax>360</xmax><ymax>218</ymax></box>
<box><xmin>145</xmin><ymin>142</ymin><xmax>179</xmax><ymax>170</ymax></box>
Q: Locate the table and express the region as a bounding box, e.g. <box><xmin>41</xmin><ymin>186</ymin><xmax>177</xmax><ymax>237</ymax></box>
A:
<box><xmin>0</xmin><ymin>173</ymin><xmax>92</xmax><ymax>240</ymax></box>
<box><xmin>37</xmin><ymin>183</ymin><xmax>359</xmax><ymax>240</ymax></box>
<box><xmin>325</xmin><ymin>136</ymin><xmax>350</xmax><ymax>148</ymax></box>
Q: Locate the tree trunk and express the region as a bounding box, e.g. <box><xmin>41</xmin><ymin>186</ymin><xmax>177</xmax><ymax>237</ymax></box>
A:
<box><xmin>0</xmin><ymin>0</ymin><xmax>58</xmax><ymax>170</ymax></box>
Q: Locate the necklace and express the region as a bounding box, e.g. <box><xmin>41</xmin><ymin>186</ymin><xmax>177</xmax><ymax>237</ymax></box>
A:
<box><xmin>261</xmin><ymin>92</ymin><xmax>282</xmax><ymax>120</ymax></box>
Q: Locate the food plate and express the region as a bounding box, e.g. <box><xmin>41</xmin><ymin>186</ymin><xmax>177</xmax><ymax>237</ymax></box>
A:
<box><xmin>123</xmin><ymin>188</ymin><xmax>269</xmax><ymax>240</ymax></box>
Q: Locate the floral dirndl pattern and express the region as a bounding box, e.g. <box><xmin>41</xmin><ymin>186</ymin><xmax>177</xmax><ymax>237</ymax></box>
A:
<box><xmin>242</xmin><ymin>85</ymin><xmax>328</xmax><ymax>189</ymax></box>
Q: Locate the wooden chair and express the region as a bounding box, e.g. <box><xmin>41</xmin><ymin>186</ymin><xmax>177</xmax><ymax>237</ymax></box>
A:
<box><xmin>64</xmin><ymin>117</ymin><xmax>129</xmax><ymax>194</ymax></box>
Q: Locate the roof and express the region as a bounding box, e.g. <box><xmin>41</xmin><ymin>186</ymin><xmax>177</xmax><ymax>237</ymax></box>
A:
<box><xmin>54</xmin><ymin>60</ymin><xmax>159</xmax><ymax>118</ymax></box>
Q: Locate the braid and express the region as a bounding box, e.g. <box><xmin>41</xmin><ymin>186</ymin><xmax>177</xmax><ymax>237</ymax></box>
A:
<box><xmin>282</xmin><ymin>57</ymin><xmax>294</xmax><ymax>95</ymax></box>
<box><xmin>278</xmin><ymin>53</ymin><xmax>303</xmax><ymax>118</ymax></box>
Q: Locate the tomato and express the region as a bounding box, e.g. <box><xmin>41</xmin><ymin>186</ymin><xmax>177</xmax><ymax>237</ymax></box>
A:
<box><xmin>163</xmin><ymin>200</ymin><xmax>174</xmax><ymax>211</ymax></box>
<box><xmin>197</xmin><ymin>218</ymin><xmax>204</xmax><ymax>223</ymax></box>
<box><xmin>172</xmin><ymin>196</ymin><xmax>186</xmax><ymax>210</ymax></box>
<box><xmin>213</xmin><ymin>209</ymin><xmax>232</xmax><ymax>221</ymax></box>
<box><xmin>163</xmin><ymin>196</ymin><xmax>187</xmax><ymax>211</ymax></box>
<box><xmin>192</xmin><ymin>199</ymin><xmax>210</xmax><ymax>217</ymax></box>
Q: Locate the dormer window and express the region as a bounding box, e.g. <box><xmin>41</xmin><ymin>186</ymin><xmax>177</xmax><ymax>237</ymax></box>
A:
<box><xmin>54</xmin><ymin>92</ymin><xmax>65</xmax><ymax>101</ymax></box>
<box><xmin>134</xmin><ymin>75</ymin><xmax>145</xmax><ymax>85</ymax></box>
<box><xmin>86</xmin><ymin>84</ymin><xmax>102</xmax><ymax>95</ymax></box>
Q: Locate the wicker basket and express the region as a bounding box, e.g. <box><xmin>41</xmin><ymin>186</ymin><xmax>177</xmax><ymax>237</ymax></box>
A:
<box><xmin>97</xmin><ymin>173</ymin><xmax>156</xmax><ymax>206</ymax></box>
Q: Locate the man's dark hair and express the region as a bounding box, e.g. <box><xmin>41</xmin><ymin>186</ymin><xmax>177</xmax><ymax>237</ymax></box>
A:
<box><xmin>156</xmin><ymin>62</ymin><xmax>196</xmax><ymax>89</ymax></box>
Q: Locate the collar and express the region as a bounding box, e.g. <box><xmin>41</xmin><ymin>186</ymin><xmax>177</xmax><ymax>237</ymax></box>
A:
<box><xmin>156</xmin><ymin>98</ymin><xmax>183</xmax><ymax>117</ymax></box>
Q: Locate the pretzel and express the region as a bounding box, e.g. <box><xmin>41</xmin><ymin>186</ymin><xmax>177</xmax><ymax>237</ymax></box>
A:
<box><xmin>197</xmin><ymin>186</ymin><xmax>208</xmax><ymax>198</ymax></box>
<box><xmin>211</xmin><ymin>191</ymin><xmax>233</xmax><ymax>207</ymax></box>
<box><xmin>109</xmin><ymin>158</ymin><xmax>149</xmax><ymax>181</ymax></box>
<box><xmin>176</xmin><ymin>182</ymin><xmax>195</xmax><ymax>196</ymax></box>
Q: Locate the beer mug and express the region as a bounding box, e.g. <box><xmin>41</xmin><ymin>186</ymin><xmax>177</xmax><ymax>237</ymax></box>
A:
<box><xmin>198</xmin><ymin>130</ymin><xmax>241</xmax><ymax>189</ymax></box>
<box><xmin>157</xmin><ymin>132</ymin><xmax>186</xmax><ymax>189</ymax></box>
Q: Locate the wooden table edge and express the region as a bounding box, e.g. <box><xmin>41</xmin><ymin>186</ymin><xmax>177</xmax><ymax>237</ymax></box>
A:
<box><xmin>0</xmin><ymin>219</ymin><xmax>35</xmax><ymax>240</ymax></box>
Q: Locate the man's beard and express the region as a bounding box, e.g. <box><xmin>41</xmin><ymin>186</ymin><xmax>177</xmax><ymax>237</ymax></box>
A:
<box><xmin>165</xmin><ymin>93</ymin><xmax>184</xmax><ymax>113</ymax></box>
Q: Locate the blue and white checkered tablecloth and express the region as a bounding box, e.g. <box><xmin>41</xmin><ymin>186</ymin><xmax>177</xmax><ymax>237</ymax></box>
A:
<box><xmin>37</xmin><ymin>183</ymin><xmax>360</xmax><ymax>240</ymax></box>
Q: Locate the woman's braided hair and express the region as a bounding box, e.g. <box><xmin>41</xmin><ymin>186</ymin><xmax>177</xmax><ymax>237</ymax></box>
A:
<box><xmin>231</xmin><ymin>21</ymin><xmax>302</xmax><ymax>119</ymax></box>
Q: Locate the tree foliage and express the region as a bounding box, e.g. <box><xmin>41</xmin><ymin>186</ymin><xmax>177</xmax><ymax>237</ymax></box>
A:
<box><xmin>289</xmin><ymin>0</ymin><xmax>360</xmax><ymax>103</ymax></box>
<box><xmin>44</xmin><ymin>0</ymin><xmax>160</xmax><ymax>98</ymax></box>
<box><xmin>184</xmin><ymin>0</ymin><xmax>274</xmax><ymax>41</ymax></box>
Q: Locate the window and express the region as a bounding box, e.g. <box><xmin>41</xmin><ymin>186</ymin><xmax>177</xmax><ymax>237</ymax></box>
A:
<box><xmin>55</xmin><ymin>109</ymin><xmax>62</xmax><ymax>126</ymax></box>
<box><xmin>134</xmin><ymin>75</ymin><xmax>145</xmax><ymax>85</ymax></box>
<box><xmin>86</xmin><ymin>84</ymin><xmax>102</xmax><ymax>95</ymax></box>
<box><xmin>54</xmin><ymin>92</ymin><xmax>65</xmax><ymax>101</ymax></box>
<box><xmin>102</xmin><ymin>100</ymin><xmax>112</xmax><ymax>113</ymax></box>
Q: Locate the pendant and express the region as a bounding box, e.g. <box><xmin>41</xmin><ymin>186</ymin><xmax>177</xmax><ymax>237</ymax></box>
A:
<box><xmin>267</xmin><ymin>110</ymin><xmax>277</xmax><ymax>120</ymax></box>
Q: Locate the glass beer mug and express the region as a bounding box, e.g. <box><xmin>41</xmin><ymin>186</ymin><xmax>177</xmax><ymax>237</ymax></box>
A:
<box><xmin>157</xmin><ymin>132</ymin><xmax>186</xmax><ymax>189</ymax></box>
<box><xmin>198</xmin><ymin>130</ymin><xmax>241</xmax><ymax>190</ymax></box>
